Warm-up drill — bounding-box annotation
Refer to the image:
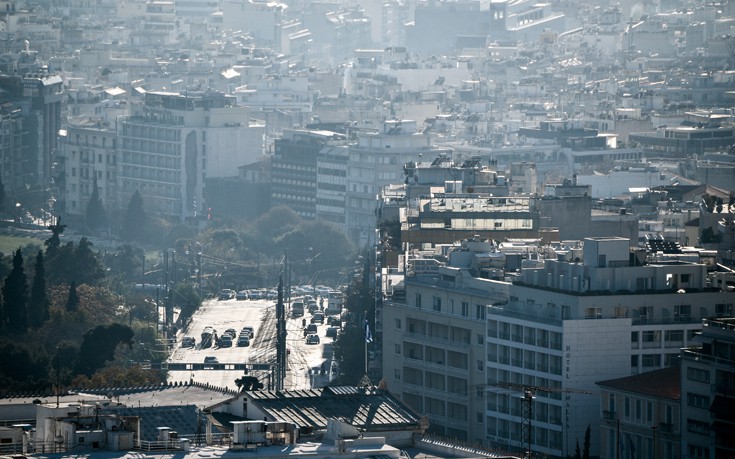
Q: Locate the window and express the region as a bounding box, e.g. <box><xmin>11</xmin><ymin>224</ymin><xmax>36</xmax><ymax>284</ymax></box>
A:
<box><xmin>415</xmin><ymin>293</ymin><xmax>422</xmax><ymax>309</ymax></box>
<box><xmin>687</xmin><ymin>419</ymin><xmax>710</xmax><ymax>435</ymax></box>
<box><xmin>477</xmin><ymin>334</ymin><xmax>484</xmax><ymax>345</ymax></box>
<box><xmin>432</xmin><ymin>296</ymin><xmax>441</xmax><ymax>312</ymax></box>
<box><xmin>631</xmin><ymin>355</ymin><xmax>639</xmax><ymax>368</ymax></box>
<box><xmin>646</xmin><ymin>401</ymin><xmax>653</xmax><ymax>424</ymax></box>
<box><xmin>631</xmin><ymin>331</ymin><xmax>639</xmax><ymax>343</ymax></box>
<box><xmin>461</xmin><ymin>301</ymin><xmax>469</xmax><ymax>317</ymax></box>
<box><xmin>716</xmin><ymin>304</ymin><xmax>733</xmax><ymax>317</ymax></box>
<box><xmin>687</xmin><ymin>393</ymin><xmax>708</xmax><ymax>409</ymax></box>
<box><xmin>642</xmin><ymin>354</ymin><xmax>659</xmax><ymax>367</ymax></box>
<box><xmin>664</xmin><ymin>330</ymin><xmax>683</xmax><ymax>343</ymax></box>
<box><xmin>687</xmin><ymin>367</ymin><xmax>710</xmax><ymax>383</ymax></box>
<box><xmin>394</xmin><ymin>344</ymin><xmax>401</xmax><ymax>355</ymax></box>
<box><xmin>476</xmin><ymin>304</ymin><xmax>486</xmax><ymax>320</ymax></box>
<box><xmin>624</xmin><ymin>397</ymin><xmax>630</xmax><ymax>418</ymax></box>
<box><xmin>585</xmin><ymin>307</ymin><xmax>601</xmax><ymax>319</ymax></box>
<box><xmin>477</xmin><ymin>360</ymin><xmax>484</xmax><ymax>371</ymax></box>
<box><xmin>674</xmin><ymin>305</ymin><xmax>691</xmax><ymax>321</ymax></box>
<box><xmin>394</xmin><ymin>369</ymin><xmax>400</xmax><ymax>380</ymax></box>
<box><xmin>642</xmin><ymin>331</ymin><xmax>660</xmax><ymax>343</ymax></box>
<box><xmin>395</xmin><ymin>318</ymin><xmax>401</xmax><ymax>329</ymax></box>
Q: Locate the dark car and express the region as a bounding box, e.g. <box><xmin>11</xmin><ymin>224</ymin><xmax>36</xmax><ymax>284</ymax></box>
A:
<box><xmin>237</xmin><ymin>336</ymin><xmax>250</xmax><ymax>347</ymax></box>
<box><xmin>326</xmin><ymin>327</ymin><xmax>339</xmax><ymax>338</ymax></box>
<box><xmin>306</xmin><ymin>334</ymin><xmax>320</xmax><ymax>345</ymax></box>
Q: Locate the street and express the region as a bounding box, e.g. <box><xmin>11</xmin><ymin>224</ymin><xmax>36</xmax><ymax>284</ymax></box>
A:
<box><xmin>166</xmin><ymin>296</ymin><xmax>338</xmax><ymax>391</ymax></box>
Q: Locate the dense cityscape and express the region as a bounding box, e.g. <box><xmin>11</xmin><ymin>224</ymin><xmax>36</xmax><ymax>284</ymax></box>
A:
<box><xmin>0</xmin><ymin>0</ymin><xmax>733</xmax><ymax>457</ymax></box>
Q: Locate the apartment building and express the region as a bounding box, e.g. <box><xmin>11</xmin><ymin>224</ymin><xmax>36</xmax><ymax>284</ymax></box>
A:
<box><xmin>680</xmin><ymin>318</ymin><xmax>735</xmax><ymax>459</ymax></box>
<box><xmin>271</xmin><ymin>129</ymin><xmax>347</xmax><ymax>220</ymax></box>
<box><xmin>346</xmin><ymin>120</ymin><xmax>451</xmax><ymax>246</ymax></box>
<box><xmin>118</xmin><ymin>90</ymin><xmax>264</xmax><ymax>221</ymax></box>
<box><xmin>58</xmin><ymin>121</ymin><xmax>119</xmax><ymax>227</ymax></box>
<box><xmin>382</xmin><ymin>241</ymin><xmax>509</xmax><ymax>443</ymax></box>
<box><xmin>0</xmin><ymin>74</ymin><xmax>63</xmax><ymax>198</ymax></box>
<box><xmin>597</xmin><ymin>366</ymin><xmax>681</xmax><ymax>459</ymax></box>
<box><xmin>485</xmin><ymin>237</ymin><xmax>729</xmax><ymax>457</ymax></box>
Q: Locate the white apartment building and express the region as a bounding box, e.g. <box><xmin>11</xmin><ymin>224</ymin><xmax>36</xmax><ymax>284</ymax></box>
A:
<box><xmin>346</xmin><ymin>120</ymin><xmax>450</xmax><ymax>246</ymax></box>
<box><xmin>118</xmin><ymin>91</ymin><xmax>264</xmax><ymax>221</ymax></box>
<box><xmin>316</xmin><ymin>145</ymin><xmax>349</xmax><ymax>229</ymax></box>
<box><xmin>485</xmin><ymin>237</ymin><xmax>731</xmax><ymax>458</ymax></box>
<box><xmin>382</xmin><ymin>240</ymin><xmax>509</xmax><ymax>444</ymax></box>
<box><xmin>58</xmin><ymin>121</ymin><xmax>119</xmax><ymax>227</ymax></box>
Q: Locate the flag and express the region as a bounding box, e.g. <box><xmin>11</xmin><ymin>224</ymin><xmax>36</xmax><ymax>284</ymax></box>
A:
<box><xmin>364</xmin><ymin>319</ymin><xmax>373</xmax><ymax>343</ymax></box>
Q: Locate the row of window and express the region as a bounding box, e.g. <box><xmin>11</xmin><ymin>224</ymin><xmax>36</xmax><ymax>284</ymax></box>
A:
<box><xmin>122</xmin><ymin>125</ymin><xmax>181</xmax><ymax>141</ymax></box>
<box><xmin>121</xmin><ymin>138</ymin><xmax>181</xmax><ymax>155</ymax></box>
<box><xmin>488</xmin><ymin>343</ymin><xmax>563</xmax><ymax>375</ymax></box>
<box><xmin>487</xmin><ymin>392</ymin><xmax>563</xmax><ymax>426</ymax></box>
<box><xmin>402</xmin><ymin>392</ymin><xmax>469</xmax><ymax>421</ymax></box>
<box><xmin>488</xmin><ymin>320</ymin><xmax>563</xmax><ymax>351</ymax></box>
<box><xmin>403</xmin><ymin>317</ymin><xmax>473</xmax><ymax>344</ymax></box>
<box><xmin>121</xmin><ymin>151</ymin><xmax>181</xmax><ymax>169</ymax></box>
<box><xmin>121</xmin><ymin>166</ymin><xmax>181</xmax><ymax>183</ymax></box>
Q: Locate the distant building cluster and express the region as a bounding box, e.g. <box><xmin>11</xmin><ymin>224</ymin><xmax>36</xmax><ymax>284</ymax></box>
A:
<box><xmin>0</xmin><ymin>0</ymin><xmax>732</xmax><ymax>456</ymax></box>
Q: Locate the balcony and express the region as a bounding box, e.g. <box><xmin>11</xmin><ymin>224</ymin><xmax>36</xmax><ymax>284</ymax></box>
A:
<box><xmin>603</xmin><ymin>410</ymin><xmax>617</xmax><ymax>421</ymax></box>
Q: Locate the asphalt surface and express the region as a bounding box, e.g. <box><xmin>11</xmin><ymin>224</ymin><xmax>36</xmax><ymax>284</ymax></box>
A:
<box><xmin>166</xmin><ymin>297</ymin><xmax>338</xmax><ymax>391</ymax></box>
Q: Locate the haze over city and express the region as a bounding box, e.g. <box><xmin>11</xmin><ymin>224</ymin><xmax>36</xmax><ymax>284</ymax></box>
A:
<box><xmin>0</xmin><ymin>0</ymin><xmax>733</xmax><ymax>458</ymax></box>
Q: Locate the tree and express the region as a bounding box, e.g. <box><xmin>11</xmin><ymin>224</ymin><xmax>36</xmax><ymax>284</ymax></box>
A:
<box><xmin>122</xmin><ymin>191</ymin><xmax>147</xmax><ymax>242</ymax></box>
<box><xmin>573</xmin><ymin>440</ymin><xmax>581</xmax><ymax>459</ymax></box>
<box><xmin>45</xmin><ymin>216</ymin><xmax>67</xmax><ymax>258</ymax></box>
<box><xmin>582</xmin><ymin>425</ymin><xmax>591</xmax><ymax>459</ymax></box>
<box><xmin>28</xmin><ymin>251</ymin><xmax>49</xmax><ymax>328</ymax></box>
<box><xmin>2</xmin><ymin>248</ymin><xmax>28</xmax><ymax>331</ymax></box>
<box><xmin>70</xmin><ymin>238</ymin><xmax>105</xmax><ymax>285</ymax></box>
<box><xmin>85</xmin><ymin>178</ymin><xmax>107</xmax><ymax>232</ymax></box>
<box><xmin>74</xmin><ymin>323</ymin><xmax>135</xmax><ymax>377</ymax></box>
<box><xmin>66</xmin><ymin>281</ymin><xmax>79</xmax><ymax>312</ymax></box>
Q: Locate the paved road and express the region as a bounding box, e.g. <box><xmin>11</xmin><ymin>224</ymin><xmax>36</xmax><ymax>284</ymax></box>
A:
<box><xmin>166</xmin><ymin>297</ymin><xmax>337</xmax><ymax>391</ymax></box>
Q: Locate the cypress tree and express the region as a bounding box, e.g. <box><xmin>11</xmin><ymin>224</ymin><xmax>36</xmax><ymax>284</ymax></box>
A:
<box><xmin>122</xmin><ymin>191</ymin><xmax>147</xmax><ymax>242</ymax></box>
<box><xmin>2</xmin><ymin>248</ymin><xmax>28</xmax><ymax>331</ymax></box>
<box><xmin>86</xmin><ymin>178</ymin><xmax>107</xmax><ymax>231</ymax></box>
<box><xmin>28</xmin><ymin>251</ymin><xmax>49</xmax><ymax>328</ymax></box>
<box><xmin>66</xmin><ymin>281</ymin><xmax>79</xmax><ymax>312</ymax></box>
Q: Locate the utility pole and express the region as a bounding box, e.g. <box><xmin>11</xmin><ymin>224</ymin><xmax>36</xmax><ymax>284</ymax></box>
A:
<box><xmin>521</xmin><ymin>390</ymin><xmax>534</xmax><ymax>459</ymax></box>
<box><xmin>275</xmin><ymin>275</ymin><xmax>287</xmax><ymax>391</ymax></box>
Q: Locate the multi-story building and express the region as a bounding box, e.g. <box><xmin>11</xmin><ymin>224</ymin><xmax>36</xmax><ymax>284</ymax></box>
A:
<box><xmin>597</xmin><ymin>366</ymin><xmax>681</xmax><ymax>459</ymax></box>
<box><xmin>346</xmin><ymin>120</ymin><xmax>451</xmax><ymax>246</ymax></box>
<box><xmin>271</xmin><ymin>129</ymin><xmax>347</xmax><ymax>220</ymax></box>
<box><xmin>382</xmin><ymin>239</ymin><xmax>509</xmax><ymax>443</ymax></box>
<box><xmin>316</xmin><ymin>144</ymin><xmax>348</xmax><ymax>229</ymax></box>
<box><xmin>118</xmin><ymin>90</ymin><xmax>264</xmax><ymax>221</ymax></box>
<box><xmin>0</xmin><ymin>74</ymin><xmax>63</xmax><ymax>202</ymax></box>
<box><xmin>58</xmin><ymin>120</ymin><xmax>119</xmax><ymax>227</ymax></box>
<box><xmin>485</xmin><ymin>237</ymin><xmax>729</xmax><ymax>457</ymax></box>
<box><xmin>680</xmin><ymin>318</ymin><xmax>735</xmax><ymax>459</ymax></box>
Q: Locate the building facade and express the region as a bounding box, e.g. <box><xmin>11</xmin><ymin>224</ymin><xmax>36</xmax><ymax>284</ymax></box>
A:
<box><xmin>118</xmin><ymin>90</ymin><xmax>264</xmax><ymax>221</ymax></box>
<box><xmin>680</xmin><ymin>318</ymin><xmax>735</xmax><ymax>459</ymax></box>
<box><xmin>485</xmin><ymin>237</ymin><xmax>729</xmax><ymax>457</ymax></box>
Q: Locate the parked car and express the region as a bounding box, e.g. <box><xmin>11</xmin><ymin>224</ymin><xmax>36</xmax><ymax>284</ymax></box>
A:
<box><xmin>306</xmin><ymin>334</ymin><xmax>320</xmax><ymax>345</ymax></box>
<box><xmin>218</xmin><ymin>289</ymin><xmax>235</xmax><ymax>300</ymax></box>
<box><xmin>326</xmin><ymin>327</ymin><xmax>339</xmax><ymax>338</ymax></box>
<box><xmin>203</xmin><ymin>356</ymin><xmax>218</xmax><ymax>366</ymax></box>
<box><xmin>237</xmin><ymin>336</ymin><xmax>250</xmax><ymax>347</ymax></box>
<box><xmin>236</xmin><ymin>290</ymin><xmax>249</xmax><ymax>300</ymax></box>
<box><xmin>241</xmin><ymin>326</ymin><xmax>255</xmax><ymax>338</ymax></box>
<box><xmin>305</xmin><ymin>324</ymin><xmax>318</xmax><ymax>334</ymax></box>
<box><xmin>311</xmin><ymin>313</ymin><xmax>324</xmax><ymax>324</ymax></box>
<box><xmin>224</xmin><ymin>328</ymin><xmax>237</xmax><ymax>339</ymax></box>
<box><xmin>218</xmin><ymin>335</ymin><xmax>233</xmax><ymax>347</ymax></box>
<box><xmin>327</xmin><ymin>316</ymin><xmax>341</xmax><ymax>327</ymax></box>
<box><xmin>181</xmin><ymin>336</ymin><xmax>196</xmax><ymax>348</ymax></box>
